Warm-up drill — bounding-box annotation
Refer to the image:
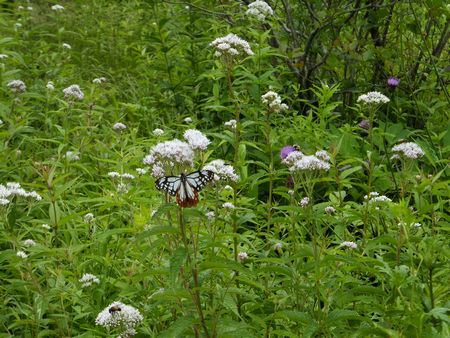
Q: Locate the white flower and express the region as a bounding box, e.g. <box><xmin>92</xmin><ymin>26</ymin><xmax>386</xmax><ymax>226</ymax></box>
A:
<box><xmin>27</xmin><ymin>191</ymin><xmax>42</xmax><ymax>201</ymax></box>
<box><xmin>210</xmin><ymin>33</ymin><xmax>254</xmax><ymax>58</ymax></box>
<box><xmin>300</xmin><ymin>197</ymin><xmax>309</xmax><ymax>207</ymax></box>
<box><xmin>84</xmin><ymin>213</ymin><xmax>95</xmax><ymax>223</ymax></box>
<box><xmin>325</xmin><ymin>206</ymin><xmax>336</xmax><ymax>214</ymax></box>
<box><xmin>117</xmin><ymin>183</ymin><xmax>130</xmax><ymax>194</ymax></box>
<box><xmin>222</xmin><ymin>202</ymin><xmax>235</xmax><ymax>209</ymax></box>
<box><xmin>18</xmin><ymin>5</ymin><xmax>24</xmax><ymax>10</ymax></box>
<box><xmin>136</xmin><ymin>168</ymin><xmax>147</xmax><ymax>175</ymax></box>
<box><xmin>27</xmin><ymin>6</ymin><xmax>33</xmax><ymax>11</ymax></box>
<box><xmin>113</xmin><ymin>122</ymin><xmax>127</xmax><ymax>131</ymax></box>
<box><xmin>42</xmin><ymin>224</ymin><xmax>51</xmax><ymax>230</ymax></box>
<box><xmin>282</xmin><ymin>151</ymin><xmax>304</xmax><ymax>166</ymax></box>
<box><xmin>0</xmin><ymin>54</ymin><xmax>8</xmax><ymax>60</ymax></box>
<box><xmin>184</xmin><ymin>117</ymin><xmax>193</xmax><ymax>123</ymax></box>
<box><xmin>206</xmin><ymin>211</ymin><xmax>215</xmax><ymax>220</ymax></box>
<box><xmin>62</xmin><ymin>43</ymin><xmax>72</xmax><ymax>49</ymax></box>
<box><xmin>0</xmin><ymin>182</ymin><xmax>41</xmax><ymax>202</ymax></box>
<box><xmin>261</xmin><ymin>91</ymin><xmax>288</xmax><ymax>112</ymax></box>
<box><xmin>17</xmin><ymin>251</ymin><xmax>28</xmax><ymax>258</ymax></box>
<box><xmin>274</xmin><ymin>243</ymin><xmax>283</xmax><ymax>251</ymax></box>
<box><xmin>411</xmin><ymin>222</ymin><xmax>421</xmax><ymax>228</ymax></box>
<box><xmin>184</xmin><ymin>129</ymin><xmax>210</xmax><ymax>151</ymax></box>
<box><xmin>79</xmin><ymin>273</ymin><xmax>100</xmax><ymax>287</ymax></box>
<box><xmin>7</xmin><ymin>80</ymin><xmax>26</xmax><ymax>93</ymax></box>
<box><xmin>357</xmin><ymin>91</ymin><xmax>390</xmax><ymax>104</ymax></box>
<box><xmin>203</xmin><ymin>160</ymin><xmax>239</xmax><ymax>182</ymax></box>
<box><xmin>23</xmin><ymin>239</ymin><xmax>36</xmax><ymax>247</ymax></box>
<box><xmin>46</xmin><ymin>81</ymin><xmax>55</xmax><ymax>91</ymax></box>
<box><xmin>51</xmin><ymin>4</ymin><xmax>65</xmax><ymax>11</ymax></box>
<box><xmin>224</xmin><ymin>119</ymin><xmax>237</xmax><ymax>129</ymax></box>
<box><xmin>108</xmin><ymin>171</ymin><xmax>121</xmax><ymax>178</ymax></box>
<box><xmin>95</xmin><ymin>301</ymin><xmax>143</xmax><ymax>336</ymax></box>
<box><xmin>143</xmin><ymin>139</ymin><xmax>194</xmax><ymax>177</ymax></box>
<box><xmin>341</xmin><ymin>241</ymin><xmax>357</xmax><ymax>249</ymax></box>
<box><xmin>153</xmin><ymin>128</ymin><xmax>164</xmax><ymax>136</ymax></box>
<box><xmin>246</xmin><ymin>0</ymin><xmax>274</xmax><ymax>21</ymax></box>
<box><xmin>14</xmin><ymin>23</ymin><xmax>22</xmax><ymax>29</ymax></box>
<box><xmin>92</xmin><ymin>77</ymin><xmax>107</xmax><ymax>84</ymax></box>
<box><xmin>121</xmin><ymin>173</ymin><xmax>135</xmax><ymax>180</ymax></box>
<box><xmin>64</xmin><ymin>151</ymin><xmax>80</xmax><ymax>161</ymax></box>
<box><xmin>364</xmin><ymin>192</ymin><xmax>392</xmax><ymax>203</ymax></box>
<box><xmin>289</xmin><ymin>155</ymin><xmax>330</xmax><ymax>172</ymax></box>
<box><xmin>315</xmin><ymin>150</ymin><xmax>330</xmax><ymax>162</ymax></box>
<box><xmin>63</xmin><ymin>85</ymin><xmax>84</xmax><ymax>100</ymax></box>
<box><xmin>238</xmin><ymin>252</ymin><xmax>248</xmax><ymax>262</ymax></box>
<box><xmin>392</xmin><ymin>142</ymin><xmax>424</xmax><ymax>160</ymax></box>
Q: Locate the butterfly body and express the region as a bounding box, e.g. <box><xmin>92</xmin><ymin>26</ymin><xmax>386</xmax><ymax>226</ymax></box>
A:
<box><xmin>155</xmin><ymin>170</ymin><xmax>214</xmax><ymax>208</ymax></box>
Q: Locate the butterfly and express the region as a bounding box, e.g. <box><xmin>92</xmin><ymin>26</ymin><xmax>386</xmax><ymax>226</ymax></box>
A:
<box><xmin>155</xmin><ymin>170</ymin><xmax>214</xmax><ymax>208</ymax></box>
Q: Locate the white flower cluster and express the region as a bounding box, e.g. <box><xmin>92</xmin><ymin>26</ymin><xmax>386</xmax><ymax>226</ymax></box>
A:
<box><xmin>136</xmin><ymin>168</ymin><xmax>148</xmax><ymax>175</ymax></box>
<box><xmin>222</xmin><ymin>202</ymin><xmax>235</xmax><ymax>209</ymax></box>
<box><xmin>63</xmin><ymin>84</ymin><xmax>84</xmax><ymax>100</ymax></box>
<box><xmin>261</xmin><ymin>91</ymin><xmax>288</xmax><ymax>112</ymax></box>
<box><xmin>341</xmin><ymin>241</ymin><xmax>357</xmax><ymax>249</ymax></box>
<box><xmin>0</xmin><ymin>54</ymin><xmax>9</xmax><ymax>60</ymax></box>
<box><xmin>0</xmin><ymin>182</ymin><xmax>42</xmax><ymax>205</ymax></box>
<box><xmin>153</xmin><ymin>128</ymin><xmax>164</xmax><ymax>136</ymax></box>
<box><xmin>224</xmin><ymin>119</ymin><xmax>237</xmax><ymax>129</ymax></box>
<box><xmin>283</xmin><ymin>150</ymin><xmax>331</xmax><ymax>173</ymax></box>
<box><xmin>210</xmin><ymin>33</ymin><xmax>254</xmax><ymax>58</ymax></box>
<box><xmin>64</xmin><ymin>151</ymin><xmax>80</xmax><ymax>161</ymax></box>
<box><xmin>23</xmin><ymin>239</ymin><xmax>36</xmax><ymax>247</ymax></box>
<box><xmin>325</xmin><ymin>206</ymin><xmax>336</xmax><ymax>214</ymax></box>
<box><xmin>93</xmin><ymin>77</ymin><xmax>107</xmax><ymax>84</ymax></box>
<box><xmin>46</xmin><ymin>81</ymin><xmax>55</xmax><ymax>91</ymax></box>
<box><xmin>62</xmin><ymin>43</ymin><xmax>71</xmax><ymax>49</ymax></box>
<box><xmin>7</xmin><ymin>80</ymin><xmax>26</xmax><ymax>93</ymax></box>
<box><xmin>246</xmin><ymin>0</ymin><xmax>274</xmax><ymax>21</ymax></box>
<box><xmin>364</xmin><ymin>192</ymin><xmax>392</xmax><ymax>203</ymax></box>
<box><xmin>238</xmin><ymin>252</ymin><xmax>248</xmax><ymax>261</ymax></box>
<box><xmin>203</xmin><ymin>159</ymin><xmax>239</xmax><ymax>182</ymax></box>
<box><xmin>51</xmin><ymin>4</ymin><xmax>64</xmax><ymax>11</ymax></box>
<box><xmin>183</xmin><ymin>129</ymin><xmax>210</xmax><ymax>151</ymax></box>
<box><xmin>95</xmin><ymin>301</ymin><xmax>143</xmax><ymax>336</ymax></box>
<box><xmin>108</xmin><ymin>172</ymin><xmax>135</xmax><ymax>180</ymax></box>
<box><xmin>391</xmin><ymin>142</ymin><xmax>424</xmax><ymax>160</ymax></box>
<box><xmin>17</xmin><ymin>250</ymin><xmax>28</xmax><ymax>259</ymax></box>
<box><xmin>79</xmin><ymin>273</ymin><xmax>100</xmax><ymax>288</ymax></box>
<box><xmin>113</xmin><ymin>122</ymin><xmax>127</xmax><ymax>131</ymax></box>
<box><xmin>143</xmin><ymin>139</ymin><xmax>194</xmax><ymax>178</ymax></box>
<box><xmin>84</xmin><ymin>213</ymin><xmax>95</xmax><ymax>223</ymax></box>
<box><xmin>205</xmin><ymin>211</ymin><xmax>215</xmax><ymax>220</ymax></box>
<box><xmin>357</xmin><ymin>91</ymin><xmax>390</xmax><ymax>104</ymax></box>
<box><xmin>300</xmin><ymin>197</ymin><xmax>309</xmax><ymax>207</ymax></box>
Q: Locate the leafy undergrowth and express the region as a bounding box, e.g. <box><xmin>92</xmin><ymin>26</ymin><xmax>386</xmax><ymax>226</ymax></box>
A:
<box><xmin>0</xmin><ymin>1</ymin><xmax>449</xmax><ymax>337</ymax></box>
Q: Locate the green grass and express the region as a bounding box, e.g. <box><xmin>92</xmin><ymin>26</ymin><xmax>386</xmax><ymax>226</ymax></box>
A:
<box><xmin>0</xmin><ymin>1</ymin><xmax>449</xmax><ymax>337</ymax></box>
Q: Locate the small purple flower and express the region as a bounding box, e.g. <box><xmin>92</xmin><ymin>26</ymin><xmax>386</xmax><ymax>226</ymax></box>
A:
<box><xmin>280</xmin><ymin>145</ymin><xmax>296</xmax><ymax>160</ymax></box>
<box><xmin>387</xmin><ymin>77</ymin><xmax>400</xmax><ymax>89</ymax></box>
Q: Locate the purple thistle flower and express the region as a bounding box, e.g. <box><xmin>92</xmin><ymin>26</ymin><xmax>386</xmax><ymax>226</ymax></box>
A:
<box><xmin>387</xmin><ymin>77</ymin><xmax>400</xmax><ymax>89</ymax></box>
<box><xmin>280</xmin><ymin>145</ymin><xmax>296</xmax><ymax>160</ymax></box>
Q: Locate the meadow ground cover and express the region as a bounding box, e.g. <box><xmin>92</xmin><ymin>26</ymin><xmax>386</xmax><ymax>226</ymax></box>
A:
<box><xmin>0</xmin><ymin>1</ymin><xmax>449</xmax><ymax>337</ymax></box>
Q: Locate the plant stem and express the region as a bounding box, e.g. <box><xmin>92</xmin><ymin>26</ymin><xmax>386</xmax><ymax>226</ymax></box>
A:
<box><xmin>178</xmin><ymin>208</ymin><xmax>211</xmax><ymax>338</ymax></box>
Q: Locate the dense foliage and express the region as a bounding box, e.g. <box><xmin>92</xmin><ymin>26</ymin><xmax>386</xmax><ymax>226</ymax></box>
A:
<box><xmin>0</xmin><ymin>1</ymin><xmax>449</xmax><ymax>337</ymax></box>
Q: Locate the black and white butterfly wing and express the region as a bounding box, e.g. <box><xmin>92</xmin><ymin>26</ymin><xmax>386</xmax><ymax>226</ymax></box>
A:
<box><xmin>155</xmin><ymin>176</ymin><xmax>182</xmax><ymax>196</ymax></box>
<box><xmin>184</xmin><ymin>170</ymin><xmax>214</xmax><ymax>192</ymax></box>
<box><xmin>155</xmin><ymin>170</ymin><xmax>214</xmax><ymax>208</ymax></box>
